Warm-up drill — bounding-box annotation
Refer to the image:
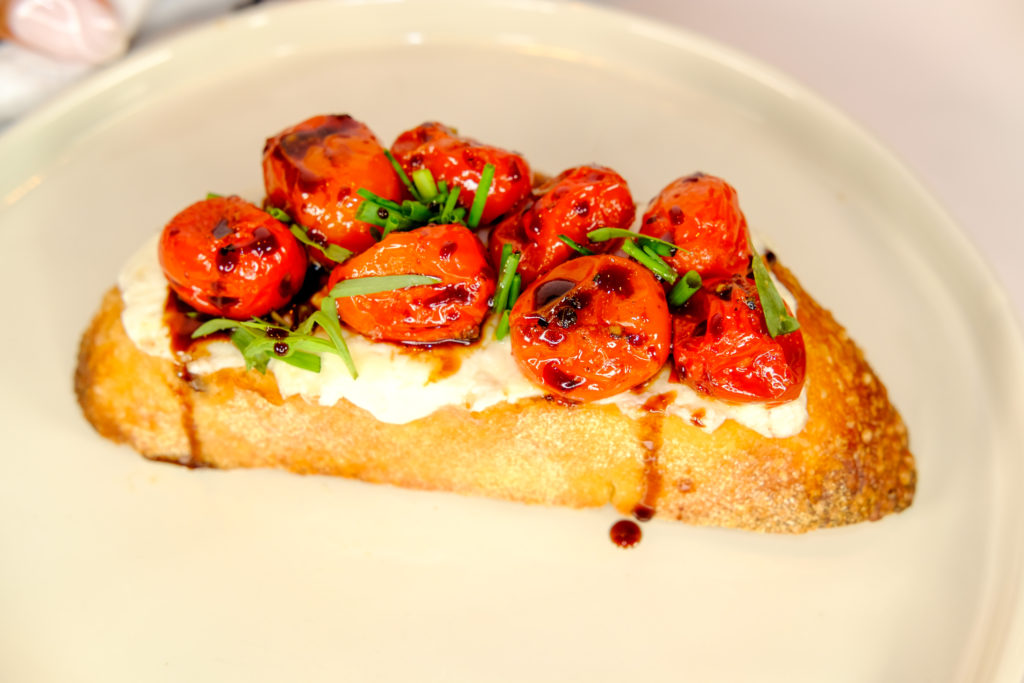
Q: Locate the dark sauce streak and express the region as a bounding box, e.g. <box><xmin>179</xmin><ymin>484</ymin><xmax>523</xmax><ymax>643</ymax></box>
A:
<box><xmin>554</xmin><ymin>306</ymin><xmax>577</xmax><ymax>329</ymax></box>
<box><xmin>171</xmin><ymin>382</ymin><xmax>203</xmax><ymax>468</ymax></box>
<box><xmin>592</xmin><ymin>264</ymin><xmax>634</xmax><ymax>297</ymax></box>
<box><xmin>542</xmin><ymin>363</ymin><xmax>585</xmax><ymax>392</ymax></box>
<box><xmin>534</xmin><ymin>279</ymin><xmax>576</xmax><ymax>307</ymax></box>
<box><xmin>216</xmin><ymin>245</ymin><xmax>237</xmax><ymax>274</ymax></box>
<box><xmin>216</xmin><ymin>228</ymin><xmax>279</xmax><ymax>276</ymax></box>
<box><xmin>279</xmin><ymin>114</ymin><xmax>362</xmax><ymax>164</ymax></box>
<box><xmin>438</xmin><ymin>241</ymin><xmax>457</xmax><ymax>261</ymax></box>
<box><xmin>164</xmin><ymin>292</ymin><xmax>209</xmax><ymax>355</ymax></box>
<box><xmin>668</xmin><ymin>205</ymin><xmax>685</xmax><ymax>226</ymax></box>
<box><xmin>423</xmin><ymin>283</ymin><xmax>473</xmax><ymax>313</ymax></box>
<box><xmin>610</xmin><ymin>519</ymin><xmax>642</xmax><ymax>548</ymax></box>
<box><xmin>690</xmin><ymin>408</ymin><xmax>706</xmax><ymax>428</ymax></box>
<box><xmin>392</xmin><ymin>338</ymin><xmax>481</xmax><ymax>383</ymax></box>
<box><xmin>633</xmin><ymin>392</ymin><xmax>675</xmax><ymax>519</ymax></box>
<box><xmin>162</xmin><ymin>293</ymin><xmax>205</xmax><ymax>467</ymax></box>
<box><xmin>211</xmin><ymin>218</ymin><xmax>233</xmax><ymax>239</ymax></box>
<box><xmin>632</xmin><ymin>504</ymin><xmax>655</xmax><ymax>522</ymax></box>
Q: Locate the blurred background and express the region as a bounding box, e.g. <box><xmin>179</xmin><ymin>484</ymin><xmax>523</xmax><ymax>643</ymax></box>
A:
<box><xmin>2</xmin><ymin>0</ymin><xmax>1021</xmax><ymax>329</ymax></box>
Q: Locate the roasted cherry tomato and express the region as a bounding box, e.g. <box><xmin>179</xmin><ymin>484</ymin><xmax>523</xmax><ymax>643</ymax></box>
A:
<box><xmin>263</xmin><ymin>114</ymin><xmax>405</xmax><ymax>257</ymax></box>
<box><xmin>488</xmin><ymin>165</ymin><xmax>635</xmax><ymax>285</ymax></box>
<box><xmin>159</xmin><ymin>195</ymin><xmax>308</xmax><ymax>319</ymax></box>
<box><xmin>639</xmin><ymin>173</ymin><xmax>752</xmax><ymax>277</ymax></box>
<box><xmin>390</xmin><ymin>122</ymin><xmax>532</xmax><ymax>226</ymax></box>
<box><xmin>509</xmin><ymin>255</ymin><xmax>671</xmax><ymax>402</ymax></box>
<box><xmin>330</xmin><ymin>224</ymin><xmax>495</xmax><ymax>343</ymax></box>
<box><xmin>672</xmin><ymin>274</ymin><xmax>805</xmax><ymax>403</ymax></box>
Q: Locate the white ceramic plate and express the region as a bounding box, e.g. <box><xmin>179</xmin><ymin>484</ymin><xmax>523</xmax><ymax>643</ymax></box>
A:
<box><xmin>2</xmin><ymin>1</ymin><xmax>1022</xmax><ymax>681</ymax></box>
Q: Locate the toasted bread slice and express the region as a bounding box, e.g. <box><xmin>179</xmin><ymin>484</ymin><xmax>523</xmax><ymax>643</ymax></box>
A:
<box><xmin>75</xmin><ymin>259</ymin><xmax>915</xmax><ymax>533</ymax></box>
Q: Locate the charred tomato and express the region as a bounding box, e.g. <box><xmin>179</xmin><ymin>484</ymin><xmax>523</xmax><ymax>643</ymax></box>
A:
<box><xmin>390</xmin><ymin>122</ymin><xmax>532</xmax><ymax>226</ymax></box>
<box><xmin>509</xmin><ymin>255</ymin><xmax>671</xmax><ymax>402</ymax></box>
<box><xmin>639</xmin><ymin>173</ymin><xmax>751</xmax><ymax>277</ymax></box>
<box><xmin>158</xmin><ymin>195</ymin><xmax>308</xmax><ymax>319</ymax></box>
<box><xmin>488</xmin><ymin>165</ymin><xmax>635</xmax><ymax>285</ymax></box>
<box><xmin>672</xmin><ymin>274</ymin><xmax>806</xmax><ymax>403</ymax></box>
<box><xmin>263</xmin><ymin>114</ymin><xmax>405</xmax><ymax>257</ymax></box>
<box><xmin>329</xmin><ymin>224</ymin><xmax>495</xmax><ymax>344</ymax></box>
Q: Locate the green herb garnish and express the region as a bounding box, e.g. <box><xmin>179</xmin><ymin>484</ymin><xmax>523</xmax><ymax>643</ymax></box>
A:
<box><xmin>621</xmin><ymin>238</ymin><xmax>678</xmax><ymax>284</ymax></box>
<box><xmin>586</xmin><ymin>226</ymin><xmax>703</xmax><ymax>307</ymax></box>
<box><xmin>265</xmin><ymin>206</ymin><xmax>352</xmax><ymax>264</ymax></box>
<box><xmin>354</xmin><ymin>162</ymin><xmax>496</xmax><ymax>238</ymax></box>
<box><xmin>192</xmin><ymin>318</ymin><xmax>331</xmax><ymax>374</ymax></box>
<box><xmin>411</xmin><ymin>168</ymin><xmax>438</xmax><ymax>201</ymax></box>
<box><xmin>466</xmin><ymin>163</ymin><xmax>495</xmax><ymax>228</ymax></box>
<box><xmin>749</xmin><ymin>244</ymin><xmax>799</xmax><ymax>338</ymax></box>
<box><xmin>667</xmin><ymin>270</ymin><xmax>702</xmax><ymax>307</ymax></box>
<box><xmin>328</xmin><ymin>274</ymin><xmax>440</xmax><ymax>299</ymax></box>
<box><xmin>491</xmin><ymin>244</ymin><xmax>523</xmax><ymax>340</ymax></box>
<box><xmin>192</xmin><ymin>274</ymin><xmax>440</xmax><ymax>378</ymax></box>
<box><xmin>557</xmin><ymin>233</ymin><xmax>595</xmax><ymax>256</ymax></box>
<box><xmin>586</xmin><ymin>227</ymin><xmax>679</xmax><ymax>256</ymax></box>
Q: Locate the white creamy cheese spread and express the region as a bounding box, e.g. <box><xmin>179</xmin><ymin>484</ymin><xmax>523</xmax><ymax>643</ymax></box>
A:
<box><xmin>118</xmin><ymin>236</ymin><xmax>808</xmax><ymax>438</ymax></box>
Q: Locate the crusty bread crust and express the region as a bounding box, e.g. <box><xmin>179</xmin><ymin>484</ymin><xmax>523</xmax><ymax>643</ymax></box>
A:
<box><xmin>75</xmin><ymin>262</ymin><xmax>915</xmax><ymax>532</ymax></box>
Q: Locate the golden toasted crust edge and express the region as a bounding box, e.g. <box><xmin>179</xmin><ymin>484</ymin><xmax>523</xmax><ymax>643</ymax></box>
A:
<box><xmin>74</xmin><ymin>264</ymin><xmax>915</xmax><ymax>532</ymax></box>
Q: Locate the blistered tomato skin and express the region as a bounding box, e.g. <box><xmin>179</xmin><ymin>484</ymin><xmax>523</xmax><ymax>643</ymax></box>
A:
<box><xmin>489</xmin><ymin>165</ymin><xmax>635</xmax><ymax>285</ymax></box>
<box><xmin>390</xmin><ymin>122</ymin><xmax>532</xmax><ymax>226</ymax></box>
<box><xmin>330</xmin><ymin>224</ymin><xmax>495</xmax><ymax>344</ymax></box>
<box><xmin>509</xmin><ymin>255</ymin><xmax>671</xmax><ymax>402</ymax></box>
<box><xmin>158</xmin><ymin>196</ymin><xmax>308</xmax><ymax>319</ymax></box>
<box><xmin>672</xmin><ymin>275</ymin><xmax>806</xmax><ymax>403</ymax></box>
<box><xmin>263</xmin><ymin>114</ymin><xmax>405</xmax><ymax>257</ymax></box>
<box><xmin>640</xmin><ymin>173</ymin><xmax>752</xmax><ymax>277</ymax></box>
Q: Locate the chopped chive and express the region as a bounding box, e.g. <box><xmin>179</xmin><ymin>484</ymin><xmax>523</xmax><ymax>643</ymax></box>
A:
<box><xmin>440</xmin><ymin>185</ymin><xmax>461</xmax><ymax>224</ymax></box>
<box><xmin>587</xmin><ymin>227</ymin><xmax>682</xmax><ymax>255</ymax></box>
<box><xmin>492</xmin><ymin>244</ymin><xmax>513</xmax><ymax>312</ymax></box>
<box><xmin>206</xmin><ymin>192</ymin><xmax>223</xmax><ymax>199</ymax></box>
<box><xmin>403</xmin><ymin>199</ymin><xmax>432</xmax><ymax>222</ymax></box>
<box><xmin>508</xmin><ymin>273</ymin><xmax>522</xmax><ymax>307</ymax></box>
<box><xmin>467</xmin><ymin>163</ymin><xmax>495</xmax><ymax>228</ymax></box>
<box><xmin>498</xmin><ymin>243</ymin><xmax>513</xmax><ymax>272</ymax></box>
<box><xmin>355</xmin><ymin>201</ymin><xmax>387</xmax><ymax>227</ymax></box>
<box><xmin>495</xmin><ymin>310</ymin><xmax>511</xmax><ymax>340</ymax></box>
<box><xmin>265</xmin><ymin>206</ymin><xmax>291</xmax><ymax>222</ymax></box>
<box><xmin>384</xmin><ymin>150</ymin><xmax>417</xmax><ymax>198</ymax></box>
<box><xmin>356</xmin><ymin>189</ymin><xmax>405</xmax><ymax>213</ymax></box>
<box><xmin>329</xmin><ymin>274</ymin><xmax>441</xmax><ymax>299</ymax></box>
<box><xmin>558</xmin><ymin>233</ymin><xmax>594</xmax><ymax>256</ymax></box>
<box><xmin>622</xmin><ymin>239</ymin><xmax>678</xmax><ymax>284</ymax></box>
<box><xmin>492</xmin><ymin>251</ymin><xmax>521</xmax><ymax>318</ymax></box>
<box><xmin>667</xmin><ymin>270</ymin><xmax>702</xmax><ymax>307</ymax></box>
<box><xmin>749</xmin><ymin>244</ymin><xmax>799</xmax><ymax>337</ymax></box>
<box><xmin>643</xmin><ymin>239</ymin><xmax>677</xmax><ymax>258</ymax></box>
<box><xmin>411</xmin><ymin>168</ymin><xmax>439</xmax><ymax>201</ymax></box>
